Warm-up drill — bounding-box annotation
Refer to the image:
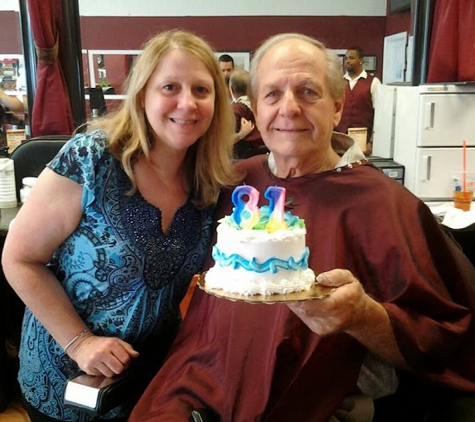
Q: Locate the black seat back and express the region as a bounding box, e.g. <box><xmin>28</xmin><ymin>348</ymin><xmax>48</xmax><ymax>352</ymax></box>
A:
<box><xmin>85</xmin><ymin>87</ymin><xmax>107</xmax><ymax>116</ymax></box>
<box><xmin>9</xmin><ymin>135</ymin><xmax>70</xmax><ymax>203</ymax></box>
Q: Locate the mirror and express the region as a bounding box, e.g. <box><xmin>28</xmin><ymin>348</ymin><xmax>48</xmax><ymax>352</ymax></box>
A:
<box><xmin>87</xmin><ymin>50</ymin><xmax>142</xmax><ymax>97</ymax></box>
<box><xmin>0</xmin><ymin>53</ymin><xmax>26</xmax><ymax>122</ymax></box>
<box><xmin>0</xmin><ymin>8</ymin><xmax>27</xmax><ymax>147</ymax></box>
<box><xmin>82</xmin><ymin>49</ymin><xmax>89</xmax><ymax>92</ymax></box>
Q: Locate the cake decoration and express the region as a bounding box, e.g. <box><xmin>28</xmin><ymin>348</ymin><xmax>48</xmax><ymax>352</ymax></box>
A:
<box><xmin>205</xmin><ymin>185</ymin><xmax>316</xmax><ymax>296</ymax></box>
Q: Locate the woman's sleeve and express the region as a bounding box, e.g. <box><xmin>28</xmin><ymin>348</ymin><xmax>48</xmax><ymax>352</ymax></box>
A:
<box><xmin>47</xmin><ymin>130</ymin><xmax>108</xmax><ymax>210</ymax></box>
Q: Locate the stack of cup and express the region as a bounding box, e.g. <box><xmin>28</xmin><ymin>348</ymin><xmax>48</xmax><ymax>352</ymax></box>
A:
<box><xmin>0</xmin><ymin>158</ymin><xmax>17</xmax><ymax>208</ymax></box>
<box><xmin>20</xmin><ymin>177</ymin><xmax>37</xmax><ymax>204</ymax></box>
<box><xmin>453</xmin><ymin>170</ymin><xmax>475</xmax><ymax>211</ymax></box>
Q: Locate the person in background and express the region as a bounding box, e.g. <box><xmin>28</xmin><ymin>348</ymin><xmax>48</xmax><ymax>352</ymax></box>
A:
<box><xmin>129</xmin><ymin>33</ymin><xmax>475</xmax><ymax>422</ymax></box>
<box><xmin>229</xmin><ymin>69</ymin><xmax>268</xmax><ymax>159</ymax></box>
<box><xmin>218</xmin><ymin>54</ymin><xmax>235</xmax><ymax>86</ymax></box>
<box><xmin>335</xmin><ymin>46</ymin><xmax>381</xmax><ymax>155</ymax></box>
<box><xmin>0</xmin><ymin>87</ymin><xmax>25</xmax><ymax>123</ymax></box>
<box><xmin>1</xmin><ymin>29</ymin><xmax>238</xmax><ymax>422</ymax></box>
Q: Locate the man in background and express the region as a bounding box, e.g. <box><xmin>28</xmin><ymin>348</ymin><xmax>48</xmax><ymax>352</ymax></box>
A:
<box><xmin>218</xmin><ymin>54</ymin><xmax>235</xmax><ymax>85</ymax></box>
<box><xmin>335</xmin><ymin>46</ymin><xmax>381</xmax><ymax>155</ymax></box>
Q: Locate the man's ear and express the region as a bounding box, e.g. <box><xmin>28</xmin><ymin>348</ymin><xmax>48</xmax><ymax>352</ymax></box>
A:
<box><xmin>251</xmin><ymin>100</ymin><xmax>257</xmax><ymax>117</ymax></box>
<box><xmin>333</xmin><ymin>97</ymin><xmax>344</xmax><ymax>127</ymax></box>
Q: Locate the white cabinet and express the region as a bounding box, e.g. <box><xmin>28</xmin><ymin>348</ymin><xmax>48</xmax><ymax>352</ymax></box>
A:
<box><xmin>392</xmin><ymin>84</ymin><xmax>475</xmax><ymax>201</ymax></box>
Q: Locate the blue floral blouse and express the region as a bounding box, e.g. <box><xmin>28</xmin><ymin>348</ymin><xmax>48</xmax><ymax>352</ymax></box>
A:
<box><xmin>18</xmin><ymin>130</ymin><xmax>214</xmax><ymax>421</ymax></box>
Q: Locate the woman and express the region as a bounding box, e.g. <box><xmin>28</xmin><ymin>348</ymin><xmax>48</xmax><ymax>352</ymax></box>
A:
<box><xmin>1</xmin><ymin>29</ymin><xmax>238</xmax><ymax>421</ymax></box>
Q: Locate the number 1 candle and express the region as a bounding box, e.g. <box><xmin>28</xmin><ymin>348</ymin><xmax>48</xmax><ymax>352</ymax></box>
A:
<box><xmin>265</xmin><ymin>186</ymin><xmax>288</xmax><ymax>232</ymax></box>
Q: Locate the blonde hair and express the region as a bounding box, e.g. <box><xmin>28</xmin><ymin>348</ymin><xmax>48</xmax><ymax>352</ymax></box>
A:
<box><xmin>249</xmin><ymin>33</ymin><xmax>345</xmax><ymax>102</ymax></box>
<box><xmin>89</xmin><ymin>29</ymin><xmax>239</xmax><ymax>208</ymax></box>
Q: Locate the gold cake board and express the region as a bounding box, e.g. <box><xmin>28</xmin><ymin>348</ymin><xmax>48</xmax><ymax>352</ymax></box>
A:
<box><xmin>197</xmin><ymin>272</ymin><xmax>335</xmax><ymax>304</ymax></box>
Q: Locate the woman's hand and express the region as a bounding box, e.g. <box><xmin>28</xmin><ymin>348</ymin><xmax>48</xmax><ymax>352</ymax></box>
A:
<box><xmin>67</xmin><ymin>333</ymin><xmax>140</xmax><ymax>377</ymax></box>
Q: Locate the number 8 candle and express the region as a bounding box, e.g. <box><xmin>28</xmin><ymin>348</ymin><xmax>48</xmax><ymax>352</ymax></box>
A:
<box><xmin>265</xmin><ymin>186</ymin><xmax>288</xmax><ymax>232</ymax></box>
<box><xmin>231</xmin><ymin>185</ymin><xmax>260</xmax><ymax>229</ymax></box>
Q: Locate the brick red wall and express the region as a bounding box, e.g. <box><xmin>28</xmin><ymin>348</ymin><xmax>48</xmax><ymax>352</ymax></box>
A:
<box><xmin>2</xmin><ymin>12</ymin><xmax>411</xmax><ymax>85</ymax></box>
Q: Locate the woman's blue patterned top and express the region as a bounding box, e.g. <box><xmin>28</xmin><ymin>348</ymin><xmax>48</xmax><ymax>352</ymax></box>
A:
<box><xmin>17</xmin><ymin>130</ymin><xmax>214</xmax><ymax>421</ymax></box>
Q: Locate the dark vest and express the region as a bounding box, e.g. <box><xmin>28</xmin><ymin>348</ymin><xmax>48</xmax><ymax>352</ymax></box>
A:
<box><xmin>336</xmin><ymin>75</ymin><xmax>375</xmax><ymax>139</ymax></box>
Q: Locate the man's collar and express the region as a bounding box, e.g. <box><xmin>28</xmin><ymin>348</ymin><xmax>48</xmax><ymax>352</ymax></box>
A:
<box><xmin>267</xmin><ymin>132</ymin><xmax>365</xmax><ymax>176</ymax></box>
<box><xmin>343</xmin><ymin>69</ymin><xmax>368</xmax><ymax>81</ymax></box>
<box><xmin>234</xmin><ymin>95</ymin><xmax>252</xmax><ymax>110</ymax></box>
<box><xmin>333</xmin><ymin>132</ymin><xmax>366</xmax><ymax>167</ymax></box>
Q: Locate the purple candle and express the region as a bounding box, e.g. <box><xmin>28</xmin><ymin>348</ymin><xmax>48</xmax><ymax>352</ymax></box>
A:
<box><xmin>264</xmin><ymin>186</ymin><xmax>288</xmax><ymax>232</ymax></box>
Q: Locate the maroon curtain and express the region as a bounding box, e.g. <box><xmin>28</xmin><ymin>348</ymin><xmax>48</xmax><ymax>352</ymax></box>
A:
<box><xmin>28</xmin><ymin>0</ymin><xmax>74</xmax><ymax>136</ymax></box>
<box><xmin>427</xmin><ymin>0</ymin><xmax>475</xmax><ymax>83</ymax></box>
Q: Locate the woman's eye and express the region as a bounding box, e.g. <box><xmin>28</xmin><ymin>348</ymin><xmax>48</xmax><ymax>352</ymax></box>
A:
<box><xmin>195</xmin><ymin>86</ymin><xmax>210</xmax><ymax>96</ymax></box>
<box><xmin>162</xmin><ymin>84</ymin><xmax>176</xmax><ymax>92</ymax></box>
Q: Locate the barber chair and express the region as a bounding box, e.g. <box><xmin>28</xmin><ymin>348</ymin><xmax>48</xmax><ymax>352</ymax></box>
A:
<box><xmin>9</xmin><ymin>135</ymin><xmax>69</xmax><ymax>203</ymax></box>
<box><xmin>85</xmin><ymin>87</ymin><xmax>107</xmax><ymax>116</ymax></box>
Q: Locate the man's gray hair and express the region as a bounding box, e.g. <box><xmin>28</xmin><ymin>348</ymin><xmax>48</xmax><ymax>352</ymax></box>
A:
<box><xmin>249</xmin><ymin>33</ymin><xmax>345</xmax><ymax>102</ymax></box>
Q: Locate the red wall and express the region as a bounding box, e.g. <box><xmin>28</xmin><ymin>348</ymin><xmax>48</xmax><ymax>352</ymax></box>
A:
<box><xmin>80</xmin><ymin>15</ymin><xmax>386</xmax><ymax>51</ymax></box>
<box><xmin>79</xmin><ymin>16</ymin><xmax>389</xmax><ymax>79</ymax></box>
<box><xmin>1</xmin><ymin>13</ymin><xmax>412</xmax><ymax>82</ymax></box>
<box><xmin>0</xmin><ymin>11</ymin><xmax>22</xmax><ymax>54</ymax></box>
<box><xmin>385</xmin><ymin>9</ymin><xmax>412</xmax><ymax>36</ymax></box>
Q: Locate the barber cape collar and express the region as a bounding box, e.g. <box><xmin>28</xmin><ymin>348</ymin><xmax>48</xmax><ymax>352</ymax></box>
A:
<box><xmin>268</xmin><ymin>132</ymin><xmax>365</xmax><ymax>176</ymax></box>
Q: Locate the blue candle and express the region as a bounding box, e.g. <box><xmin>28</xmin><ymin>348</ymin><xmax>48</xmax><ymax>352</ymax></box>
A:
<box><xmin>231</xmin><ymin>185</ymin><xmax>260</xmax><ymax>229</ymax></box>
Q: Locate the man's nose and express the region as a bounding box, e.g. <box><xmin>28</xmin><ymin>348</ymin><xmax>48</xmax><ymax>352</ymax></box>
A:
<box><xmin>279</xmin><ymin>91</ymin><xmax>300</xmax><ymax>117</ymax></box>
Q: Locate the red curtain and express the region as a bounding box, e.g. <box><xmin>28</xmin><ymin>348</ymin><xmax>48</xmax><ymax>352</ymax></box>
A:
<box><xmin>28</xmin><ymin>0</ymin><xmax>74</xmax><ymax>136</ymax></box>
<box><xmin>427</xmin><ymin>0</ymin><xmax>475</xmax><ymax>83</ymax></box>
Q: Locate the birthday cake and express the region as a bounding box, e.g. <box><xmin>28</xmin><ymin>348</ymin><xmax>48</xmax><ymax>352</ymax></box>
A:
<box><xmin>205</xmin><ymin>185</ymin><xmax>316</xmax><ymax>296</ymax></box>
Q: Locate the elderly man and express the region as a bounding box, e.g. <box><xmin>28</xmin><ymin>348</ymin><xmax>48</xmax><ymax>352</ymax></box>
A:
<box><xmin>129</xmin><ymin>34</ymin><xmax>475</xmax><ymax>422</ymax></box>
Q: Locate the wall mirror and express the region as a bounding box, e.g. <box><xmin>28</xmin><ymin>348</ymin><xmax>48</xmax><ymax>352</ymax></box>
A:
<box><xmin>87</xmin><ymin>49</ymin><xmax>142</xmax><ymax>98</ymax></box>
<box><xmin>82</xmin><ymin>49</ymin><xmax>89</xmax><ymax>92</ymax></box>
<box><xmin>0</xmin><ymin>6</ymin><xmax>26</xmax><ymax>149</ymax></box>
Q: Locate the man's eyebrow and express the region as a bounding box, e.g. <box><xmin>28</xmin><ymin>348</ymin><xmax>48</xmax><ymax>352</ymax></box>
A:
<box><xmin>260</xmin><ymin>82</ymin><xmax>280</xmax><ymax>91</ymax></box>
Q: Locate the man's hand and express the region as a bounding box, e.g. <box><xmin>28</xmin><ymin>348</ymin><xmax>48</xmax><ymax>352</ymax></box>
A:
<box><xmin>288</xmin><ymin>269</ymin><xmax>408</xmax><ymax>369</ymax></box>
<box><xmin>287</xmin><ymin>269</ymin><xmax>369</xmax><ymax>336</ymax></box>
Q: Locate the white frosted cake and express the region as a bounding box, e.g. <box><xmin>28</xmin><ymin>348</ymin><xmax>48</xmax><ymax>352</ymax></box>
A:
<box><xmin>205</xmin><ymin>185</ymin><xmax>315</xmax><ymax>296</ymax></box>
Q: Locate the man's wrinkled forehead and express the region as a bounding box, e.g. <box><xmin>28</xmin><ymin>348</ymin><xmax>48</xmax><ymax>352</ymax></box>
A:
<box><xmin>258</xmin><ymin>40</ymin><xmax>324</xmax><ymax>76</ymax></box>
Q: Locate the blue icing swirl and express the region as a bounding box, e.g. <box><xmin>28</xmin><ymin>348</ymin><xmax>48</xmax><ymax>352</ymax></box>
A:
<box><xmin>227</xmin><ymin>205</ymin><xmax>304</xmax><ymax>230</ymax></box>
<box><xmin>212</xmin><ymin>245</ymin><xmax>310</xmax><ymax>273</ymax></box>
